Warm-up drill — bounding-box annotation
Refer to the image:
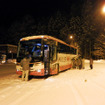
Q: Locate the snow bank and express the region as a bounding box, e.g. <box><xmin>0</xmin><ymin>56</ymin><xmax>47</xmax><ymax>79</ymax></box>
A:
<box><xmin>85</xmin><ymin>59</ymin><xmax>105</xmax><ymax>63</ymax></box>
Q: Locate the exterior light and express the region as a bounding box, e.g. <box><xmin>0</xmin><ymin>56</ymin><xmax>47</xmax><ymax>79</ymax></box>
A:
<box><xmin>102</xmin><ymin>5</ymin><xmax>105</xmax><ymax>13</ymax></box>
<box><xmin>70</xmin><ymin>36</ymin><xmax>73</xmax><ymax>39</ymax></box>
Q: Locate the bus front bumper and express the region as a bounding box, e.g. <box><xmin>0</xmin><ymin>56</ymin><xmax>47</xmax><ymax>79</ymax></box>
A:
<box><xmin>16</xmin><ymin>69</ymin><xmax>45</xmax><ymax>76</ymax></box>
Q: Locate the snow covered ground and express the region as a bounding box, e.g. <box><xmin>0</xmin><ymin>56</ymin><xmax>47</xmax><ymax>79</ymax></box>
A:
<box><xmin>0</xmin><ymin>60</ymin><xmax>105</xmax><ymax>105</ymax></box>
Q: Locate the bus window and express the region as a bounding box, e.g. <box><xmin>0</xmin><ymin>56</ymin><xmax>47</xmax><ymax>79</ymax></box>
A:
<box><xmin>32</xmin><ymin>43</ymin><xmax>41</xmax><ymax>57</ymax></box>
<box><xmin>17</xmin><ymin>39</ymin><xmax>43</xmax><ymax>62</ymax></box>
<box><xmin>44</xmin><ymin>45</ymin><xmax>49</xmax><ymax>62</ymax></box>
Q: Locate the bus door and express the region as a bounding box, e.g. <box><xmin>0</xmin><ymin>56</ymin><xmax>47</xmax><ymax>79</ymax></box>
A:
<box><xmin>49</xmin><ymin>45</ymin><xmax>59</xmax><ymax>75</ymax></box>
<box><xmin>44</xmin><ymin>45</ymin><xmax>50</xmax><ymax>75</ymax></box>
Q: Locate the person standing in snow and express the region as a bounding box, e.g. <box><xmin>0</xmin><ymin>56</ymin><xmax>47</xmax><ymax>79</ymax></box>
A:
<box><xmin>20</xmin><ymin>54</ymin><xmax>31</xmax><ymax>81</ymax></box>
<box><xmin>90</xmin><ymin>58</ymin><xmax>93</xmax><ymax>69</ymax></box>
<box><xmin>78</xmin><ymin>56</ymin><xmax>82</xmax><ymax>70</ymax></box>
<box><xmin>82</xmin><ymin>58</ymin><xmax>85</xmax><ymax>69</ymax></box>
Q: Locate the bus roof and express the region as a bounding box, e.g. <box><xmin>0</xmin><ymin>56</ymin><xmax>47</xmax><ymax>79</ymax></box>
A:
<box><xmin>20</xmin><ymin>35</ymin><xmax>77</xmax><ymax>49</ymax></box>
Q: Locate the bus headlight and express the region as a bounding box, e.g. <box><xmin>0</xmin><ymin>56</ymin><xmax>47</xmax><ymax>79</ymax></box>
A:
<box><xmin>17</xmin><ymin>69</ymin><xmax>19</xmax><ymax>71</ymax></box>
<box><xmin>37</xmin><ymin>69</ymin><xmax>41</xmax><ymax>72</ymax></box>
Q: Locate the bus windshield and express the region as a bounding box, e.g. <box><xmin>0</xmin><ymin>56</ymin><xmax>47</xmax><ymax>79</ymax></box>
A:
<box><xmin>17</xmin><ymin>39</ymin><xmax>43</xmax><ymax>62</ymax></box>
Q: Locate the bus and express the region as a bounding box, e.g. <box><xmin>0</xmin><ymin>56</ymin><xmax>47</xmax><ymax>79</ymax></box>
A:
<box><xmin>16</xmin><ymin>35</ymin><xmax>78</xmax><ymax>76</ymax></box>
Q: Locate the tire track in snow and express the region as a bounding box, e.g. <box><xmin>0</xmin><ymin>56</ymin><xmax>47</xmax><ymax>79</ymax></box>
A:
<box><xmin>0</xmin><ymin>80</ymin><xmax>44</xmax><ymax>105</ymax></box>
<box><xmin>90</xmin><ymin>79</ymin><xmax>105</xmax><ymax>92</ymax></box>
<box><xmin>57</xmin><ymin>71</ymin><xmax>88</xmax><ymax>105</ymax></box>
<box><xmin>71</xmin><ymin>80</ymin><xmax>105</xmax><ymax>105</ymax></box>
<box><xmin>67</xmin><ymin>81</ymin><xmax>88</xmax><ymax>105</ymax></box>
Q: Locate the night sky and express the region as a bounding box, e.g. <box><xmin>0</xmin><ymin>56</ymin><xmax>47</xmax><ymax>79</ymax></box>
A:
<box><xmin>0</xmin><ymin>0</ymin><xmax>105</xmax><ymax>58</ymax></box>
<box><xmin>0</xmin><ymin>0</ymin><xmax>103</xmax><ymax>27</ymax></box>
<box><xmin>0</xmin><ymin>0</ymin><xmax>84</xmax><ymax>28</ymax></box>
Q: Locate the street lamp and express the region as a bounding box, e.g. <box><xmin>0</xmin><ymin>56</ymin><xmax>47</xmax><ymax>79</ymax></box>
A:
<box><xmin>102</xmin><ymin>5</ymin><xmax>105</xmax><ymax>13</ymax></box>
<box><xmin>69</xmin><ymin>35</ymin><xmax>74</xmax><ymax>45</ymax></box>
<box><xmin>70</xmin><ymin>35</ymin><xmax>73</xmax><ymax>39</ymax></box>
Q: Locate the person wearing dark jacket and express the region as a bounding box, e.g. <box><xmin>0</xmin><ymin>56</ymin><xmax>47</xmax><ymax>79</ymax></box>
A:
<box><xmin>90</xmin><ymin>58</ymin><xmax>93</xmax><ymax>69</ymax></box>
<box><xmin>20</xmin><ymin>54</ymin><xmax>31</xmax><ymax>81</ymax></box>
<box><xmin>78</xmin><ymin>57</ymin><xmax>82</xmax><ymax>70</ymax></box>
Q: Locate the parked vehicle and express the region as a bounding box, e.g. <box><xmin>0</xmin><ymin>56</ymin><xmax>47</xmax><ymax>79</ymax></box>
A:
<box><xmin>16</xmin><ymin>35</ymin><xmax>78</xmax><ymax>76</ymax></box>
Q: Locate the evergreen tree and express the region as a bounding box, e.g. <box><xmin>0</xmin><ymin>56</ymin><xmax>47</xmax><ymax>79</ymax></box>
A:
<box><xmin>8</xmin><ymin>15</ymin><xmax>36</xmax><ymax>44</ymax></box>
<box><xmin>48</xmin><ymin>11</ymin><xmax>66</xmax><ymax>39</ymax></box>
<box><xmin>68</xmin><ymin>1</ymin><xmax>98</xmax><ymax>58</ymax></box>
<box><xmin>35</xmin><ymin>22</ymin><xmax>47</xmax><ymax>35</ymax></box>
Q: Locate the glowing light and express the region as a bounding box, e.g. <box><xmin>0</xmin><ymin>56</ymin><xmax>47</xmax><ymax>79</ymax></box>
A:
<box><xmin>70</xmin><ymin>36</ymin><xmax>73</xmax><ymax>39</ymax></box>
<box><xmin>37</xmin><ymin>69</ymin><xmax>41</xmax><ymax>72</ymax></box>
<box><xmin>102</xmin><ymin>5</ymin><xmax>105</xmax><ymax>13</ymax></box>
<box><xmin>2</xmin><ymin>61</ymin><xmax>6</xmax><ymax>63</ymax></box>
<box><xmin>46</xmin><ymin>78</ymin><xmax>55</xmax><ymax>82</ymax></box>
<box><xmin>17</xmin><ymin>69</ymin><xmax>19</xmax><ymax>71</ymax></box>
<box><xmin>41</xmin><ymin>36</ymin><xmax>44</xmax><ymax>38</ymax></box>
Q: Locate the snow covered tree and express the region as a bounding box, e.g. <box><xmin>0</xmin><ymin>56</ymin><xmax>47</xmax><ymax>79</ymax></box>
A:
<box><xmin>68</xmin><ymin>1</ymin><xmax>98</xmax><ymax>58</ymax></box>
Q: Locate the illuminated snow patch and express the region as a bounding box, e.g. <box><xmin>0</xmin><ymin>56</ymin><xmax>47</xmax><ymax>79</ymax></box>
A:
<box><xmin>45</xmin><ymin>78</ymin><xmax>55</xmax><ymax>82</ymax></box>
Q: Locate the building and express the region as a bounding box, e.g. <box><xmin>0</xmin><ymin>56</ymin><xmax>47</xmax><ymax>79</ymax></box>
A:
<box><xmin>0</xmin><ymin>44</ymin><xmax>17</xmax><ymax>63</ymax></box>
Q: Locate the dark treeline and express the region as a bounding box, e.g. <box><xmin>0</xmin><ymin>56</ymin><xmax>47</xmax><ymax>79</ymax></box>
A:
<box><xmin>0</xmin><ymin>0</ymin><xmax>105</xmax><ymax>59</ymax></box>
